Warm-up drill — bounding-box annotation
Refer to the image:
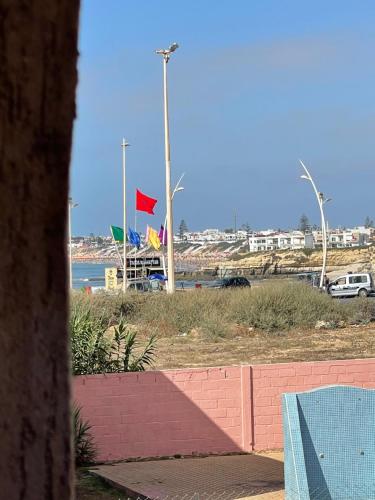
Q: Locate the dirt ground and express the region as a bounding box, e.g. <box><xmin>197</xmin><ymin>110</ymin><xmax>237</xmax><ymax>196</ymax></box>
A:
<box><xmin>78</xmin><ymin>453</ymin><xmax>284</xmax><ymax>500</ymax></box>
<box><xmin>76</xmin><ymin>470</ymin><xmax>131</xmax><ymax>499</ymax></box>
<box><xmin>149</xmin><ymin>323</ymin><xmax>375</xmax><ymax>369</ymax></box>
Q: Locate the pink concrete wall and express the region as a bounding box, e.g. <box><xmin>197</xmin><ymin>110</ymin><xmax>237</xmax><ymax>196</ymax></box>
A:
<box><xmin>73</xmin><ymin>358</ymin><xmax>375</xmax><ymax>462</ymax></box>
<box><xmin>252</xmin><ymin>358</ymin><xmax>375</xmax><ymax>450</ymax></box>
<box><xmin>74</xmin><ymin>366</ymin><xmax>247</xmax><ymax>462</ymax></box>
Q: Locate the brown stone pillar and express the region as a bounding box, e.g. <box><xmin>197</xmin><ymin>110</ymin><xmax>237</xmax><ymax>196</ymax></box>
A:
<box><xmin>0</xmin><ymin>1</ymin><xmax>80</xmax><ymax>498</ymax></box>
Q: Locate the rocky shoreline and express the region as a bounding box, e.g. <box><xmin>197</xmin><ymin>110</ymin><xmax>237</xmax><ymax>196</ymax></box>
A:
<box><xmin>214</xmin><ymin>245</ymin><xmax>375</xmax><ymax>277</ymax></box>
<box><xmin>71</xmin><ymin>244</ymin><xmax>375</xmax><ymax>278</ymax></box>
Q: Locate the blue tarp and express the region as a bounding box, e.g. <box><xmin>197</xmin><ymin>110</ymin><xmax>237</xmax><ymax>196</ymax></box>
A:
<box><xmin>148</xmin><ymin>273</ymin><xmax>167</xmax><ymax>281</ymax></box>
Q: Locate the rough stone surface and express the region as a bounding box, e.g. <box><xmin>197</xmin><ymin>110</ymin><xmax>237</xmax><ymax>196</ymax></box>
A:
<box><xmin>0</xmin><ymin>1</ymin><xmax>79</xmax><ymax>498</ymax></box>
<box><xmin>93</xmin><ymin>453</ymin><xmax>284</xmax><ymax>500</ymax></box>
<box><xmin>217</xmin><ymin>246</ymin><xmax>375</xmax><ymax>275</ymax></box>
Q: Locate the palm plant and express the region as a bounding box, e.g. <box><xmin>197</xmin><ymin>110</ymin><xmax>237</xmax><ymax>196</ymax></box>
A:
<box><xmin>70</xmin><ymin>305</ymin><xmax>111</xmax><ymax>375</ymax></box>
<box><xmin>110</xmin><ymin>318</ymin><xmax>157</xmax><ymax>372</ymax></box>
<box><xmin>73</xmin><ymin>404</ymin><xmax>97</xmax><ymax>465</ymax></box>
<box><xmin>70</xmin><ymin>305</ymin><xmax>157</xmax><ymax>375</ymax></box>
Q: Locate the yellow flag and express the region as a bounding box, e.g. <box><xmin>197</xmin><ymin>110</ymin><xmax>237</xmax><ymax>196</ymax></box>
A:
<box><xmin>146</xmin><ymin>225</ymin><xmax>161</xmax><ymax>251</ymax></box>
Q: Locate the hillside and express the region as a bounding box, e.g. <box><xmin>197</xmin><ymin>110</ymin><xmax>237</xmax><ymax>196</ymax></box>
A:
<box><xmin>212</xmin><ymin>245</ymin><xmax>375</xmax><ymax>276</ymax></box>
<box><xmin>72</xmin><ymin>240</ymin><xmax>375</xmax><ymax>277</ymax></box>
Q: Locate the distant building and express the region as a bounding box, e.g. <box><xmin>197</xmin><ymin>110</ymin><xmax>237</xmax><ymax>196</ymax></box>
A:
<box><xmin>246</xmin><ymin>226</ymin><xmax>371</xmax><ymax>253</ymax></box>
<box><xmin>248</xmin><ymin>231</ymin><xmax>306</xmax><ymax>252</ymax></box>
<box><xmin>328</xmin><ymin>228</ymin><xmax>369</xmax><ymax>248</ymax></box>
<box><xmin>177</xmin><ymin>228</ymin><xmax>247</xmax><ymax>243</ymax></box>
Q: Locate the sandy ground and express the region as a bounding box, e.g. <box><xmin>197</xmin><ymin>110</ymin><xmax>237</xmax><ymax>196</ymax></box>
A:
<box><xmin>148</xmin><ymin>324</ymin><xmax>375</xmax><ymax>370</ymax></box>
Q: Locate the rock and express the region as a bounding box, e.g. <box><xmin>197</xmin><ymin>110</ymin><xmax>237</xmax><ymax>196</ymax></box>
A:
<box><xmin>210</xmin><ymin>246</ymin><xmax>375</xmax><ymax>276</ymax></box>
<box><xmin>315</xmin><ymin>320</ymin><xmax>333</xmax><ymax>330</ymax></box>
<box><xmin>190</xmin><ymin>328</ymin><xmax>202</xmax><ymax>339</ymax></box>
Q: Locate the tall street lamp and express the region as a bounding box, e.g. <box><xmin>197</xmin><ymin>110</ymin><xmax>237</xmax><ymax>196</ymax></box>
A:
<box><xmin>299</xmin><ymin>160</ymin><xmax>331</xmax><ymax>289</ymax></box>
<box><xmin>156</xmin><ymin>42</ymin><xmax>179</xmax><ymax>293</ymax></box>
<box><xmin>68</xmin><ymin>197</ymin><xmax>78</xmax><ymax>289</ymax></box>
<box><xmin>320</xmin><ymin>193</ymin><xmax>332</xmax><ymax>287</ymax></box>
<box><xmin>121</xmin><ymin>138</ymin><xmax>130</xmax><ymax>293</ymax></box>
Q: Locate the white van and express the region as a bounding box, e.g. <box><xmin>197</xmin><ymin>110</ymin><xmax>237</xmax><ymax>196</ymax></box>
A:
<box><xmin>328</xmin><ymin>273</ymin><xmax>374</xmax><ymax>298</ymax></box>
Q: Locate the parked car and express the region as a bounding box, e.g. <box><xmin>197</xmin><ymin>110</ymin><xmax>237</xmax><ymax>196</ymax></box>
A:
<box><xmin>296</xmin><ymin>272</ymin><xmax>320</xmax><ymax>287</ymax></box>
<box><xmin>327</xmin><ymin>273</ymin><xmax>374</xmax><ymax>298</ymax></box>
<box><xmin>219</xmin><ymin>277</ymin><xmax>251</xmax><ymax>288</ymax></box>
<box><xmin>127</xmin><ymin>279</ymin><xmax>151</xmax><ymax>292</ymax></box>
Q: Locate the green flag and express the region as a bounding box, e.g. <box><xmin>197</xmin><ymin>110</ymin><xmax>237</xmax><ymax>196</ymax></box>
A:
<box><xmin>110</xmin><ymin>225</ymin><xmax>124</xmax><ymax>243</ymax></box>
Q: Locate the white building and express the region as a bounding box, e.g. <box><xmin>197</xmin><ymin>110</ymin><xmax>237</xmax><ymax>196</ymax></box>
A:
<box><xmin>248</xmin><ymin>231</ymin><xmax>306</xmax><ymax>252</ymax></box>
<box><xmin>175</xmin><ymin>225</ymin><xmax>373</xmax><ymax>250</ymax></box>
<box><xmin>328</xmin><ymin>228</ymin><xmax>369</xmax><ymax>248</ymax></box>
<box><xmin>179</xmin><ymin>228</ymin><xmax>247</xmax><ymax>243</ymax></box>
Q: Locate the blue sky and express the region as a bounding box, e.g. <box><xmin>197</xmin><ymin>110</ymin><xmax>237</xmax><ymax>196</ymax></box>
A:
<box><xmin>70</xmin><ymin>0</ymin><xmax>375</xmax><ymax>235</ymax></box>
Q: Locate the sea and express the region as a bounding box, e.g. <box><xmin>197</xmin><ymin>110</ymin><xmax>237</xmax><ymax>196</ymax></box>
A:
<box><xmin>72</xmin><ymin>262</ymin><xmax>219</xmax><ymax>290</ymax></box>
<box><xmin>72</xmin><ymin>262</ymin><xmax>108</xmax><ymax>289</ymax></box>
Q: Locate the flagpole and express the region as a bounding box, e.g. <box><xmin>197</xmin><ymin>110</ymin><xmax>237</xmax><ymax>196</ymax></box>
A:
<box><xmin>134</xmin><ymin>201</ymin><xmax>137</xmax><ymax>281</ymax></box>
<box><xmin>110</xmin><ymin>226</ymin><xmax>124</xmax><ymax>269</ymax></box>
<box><xmin>122</xmin><ymin>138</ymin><xmax>129</xmax><ymax>293</ymax></box>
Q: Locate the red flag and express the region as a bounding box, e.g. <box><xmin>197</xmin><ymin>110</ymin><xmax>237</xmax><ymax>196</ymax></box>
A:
<box><xmin>136</xmin><ymin>189</ymin><xmax>157</xmax><ymax>215</ymax></box>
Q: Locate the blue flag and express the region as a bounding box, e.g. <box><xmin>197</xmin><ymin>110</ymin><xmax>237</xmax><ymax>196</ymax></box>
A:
<box><xmin>128</xmin><ymin>227</ymin><xmax>141</xmax><ymax>249</ymax></box>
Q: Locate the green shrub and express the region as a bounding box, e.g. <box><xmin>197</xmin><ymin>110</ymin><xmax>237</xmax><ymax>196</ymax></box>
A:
<box><xmin>132</xmin><ymin>291</ymin><xmax>228</xmax><ymax>335</ymax></box>
<box><xmin>228</xmin><ymin>283</ymin><xmax>345</xmax><ymax>330</ymax></box>
<box><xmin>345</xmin><ymin>298</ymin><xmax>375</xmax><ymax>325</ymax></box>
<box><xmin>110</xmin><ymin>318</ymin><xmax>157</xmax><ymax>372</ymax></box>
<box><xmin>70</xmin><ymin>302</ymin><xmax>111</xmax><ymax>375</ymax></box>
<box><xmin>200</xmin><ymin>314</ymin><xmax>230</xmax><ymax>340</ymax></box>
<box><xmin>71</xmin><ymin>282</ymin><xmax>375</xmax><ymax>341</ymax></box>
<box><xmin>71</xmin><ymin>291</ymin><xmax>126</xmax><ymax>324</ymax></box>
<box><xmin>73</xmin><ymin>404</ymin><xmax>96</xmax><ymax>466</ymax></box>
<box><xmin>70</xmin><ymin>303</ymin><xmax>157</xmax><ymax>375</ymax></box>
<box><xmin>126</xmin><ymin>283</ymin><xmax>355</xmax><ymax>333</ymax></box>
<box><xmin>302</xmin><ymin>248</ymin><xmax>314</xmax><ymax>257</ymax></box>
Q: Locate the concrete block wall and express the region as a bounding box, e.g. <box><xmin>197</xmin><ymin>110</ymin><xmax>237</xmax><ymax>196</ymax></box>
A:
<box><xmin>74</xmin><ymin>366</ymin><xmax>247</xmax><ymax>461</ymax></box>
<box><xmin>73</xmin><ymin>359</ymin><xmax>375</xmax><ymax>461</ymax></box>
<box><xmin>251</xmin><ymin>359</ymin><xmax>375</xmax><ymax>450</ymax></box>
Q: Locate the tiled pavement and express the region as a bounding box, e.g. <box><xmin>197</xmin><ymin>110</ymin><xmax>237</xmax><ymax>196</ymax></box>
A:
<box><xmin>91</xmin><ymin>452</ymin><xmax>284</xmax><ymax>500</ymax></box>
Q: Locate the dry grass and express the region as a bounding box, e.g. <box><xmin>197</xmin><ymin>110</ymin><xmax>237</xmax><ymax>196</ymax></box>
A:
<box><xmin>76</xmin><ymin>470</ymin><xmax>129</xmax><ymax>499</ymax></box>
<box><xmin>71</xmin><ymin>283</ymin><xmax>375</xmax><ymax>369</ymax></box>
<box><xmin>148</xmin><ymin>324</ymin><xmax>375</xmax><ymax>369</ymax></box>
<box><xmin>73</xmin><ymin>282</ymin><xmax>375</xmax><ymax>335</ymax></box>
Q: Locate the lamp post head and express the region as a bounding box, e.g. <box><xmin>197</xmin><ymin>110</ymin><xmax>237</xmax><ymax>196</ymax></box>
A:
<box><xmin>175</xmin><ymin>186</ymin><xmax>184</xmax><ymax>193</ymax></box>
<box><xmin>69</xmin><ymin>197</ymin><xmax>78</xmax><ymax>208</ymax></box>
<box><xmin>318</xmin><ymin>192</ymin><xmax>332</xmax><ymax>205</ymax></box>
<box><xmin>169</xmin><ymin>42</ymin><xmax>179</xmax><ymax>53</ymax></box>
<box><xmin>300</xmin><ymin>174</ymin><xmax>309</xmax><ymax>180</ymax></box>
<box><xmin>155</xmin><ymin>43</ymin><xmax>179</xmax><ymax>61</ymax></box>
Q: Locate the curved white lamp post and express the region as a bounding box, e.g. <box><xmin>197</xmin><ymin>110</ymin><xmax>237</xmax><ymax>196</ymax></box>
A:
<box><xmin>299</xmin><ymin>160</ymin><xmax>331</xmax><ymax>289</ymax></box>
<box><xmin>162</xmin><ymin>173</ymin><xmax>185</xmax><ymax>278</ymax></box>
